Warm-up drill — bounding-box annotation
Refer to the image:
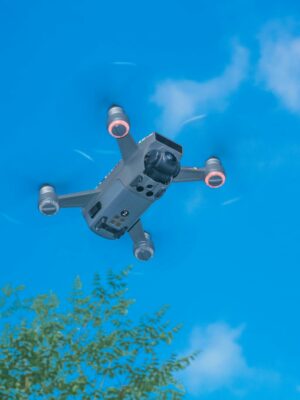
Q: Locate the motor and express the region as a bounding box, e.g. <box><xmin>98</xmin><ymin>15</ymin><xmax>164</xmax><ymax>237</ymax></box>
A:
<box><xmin>38</xmin><ymin>185</ymin><xmax>60</xmax><ymax>216</ymax></box>
<box><xmin>107</xmin><ymin>105</ymin><xmax>130</xmax><ymax>138</ymax></box>
<box><xmin>204</xmin><ymin>157</ymin><xmax>226</xmax><ymax>188</ymax></box>
<box><xmin>133</xmin><ymin>232</ymin><xmax>154</xmax><ymax>261</ymax></box>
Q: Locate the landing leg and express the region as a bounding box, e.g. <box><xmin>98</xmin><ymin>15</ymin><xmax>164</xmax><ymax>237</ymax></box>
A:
<box><xmin>128</xmin><ymin>220</ymin><xmax>155</xmax><ymax>261</ymax></box>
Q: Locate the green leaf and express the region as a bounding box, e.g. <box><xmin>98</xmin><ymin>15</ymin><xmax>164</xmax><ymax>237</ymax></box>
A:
<box><xmin>0</xmin><ymin>267</ymin><xmax>193</xmax><ymax>398</ymax></box>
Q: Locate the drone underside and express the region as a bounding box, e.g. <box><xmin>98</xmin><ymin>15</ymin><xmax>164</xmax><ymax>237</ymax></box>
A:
<box><xmin>39</xmin><ymin>106</ymin><xmax>225</xmax><ymax>261</ymax></box>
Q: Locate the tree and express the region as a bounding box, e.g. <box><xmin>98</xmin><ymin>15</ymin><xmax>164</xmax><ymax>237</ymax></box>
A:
<box><xmin>0</xmin><ymin>266</ymin><xmax>195</xmax><ymax>399</ymax></box>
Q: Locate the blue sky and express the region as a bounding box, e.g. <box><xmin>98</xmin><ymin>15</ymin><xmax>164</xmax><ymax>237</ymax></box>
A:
<box><xmin>1</xmin><ymin>0</ymin><xmax>300</xmax><ymax>398</ymax></box>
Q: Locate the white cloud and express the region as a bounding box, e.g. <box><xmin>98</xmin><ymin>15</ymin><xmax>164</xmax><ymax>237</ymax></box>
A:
<box><xmin>182</xmin><ymin>323</ymin><xmax>248</xmax><ymax>394</ymax></box>
<box><xmin>182</xmin><ymin>322</ymin><xmax>279</xmax><ymax>396</ymax></box>
<box><xmin>258</xmin><ymin>22</ymin><xmax>300</xmax><ymax>112</ymax></box>
<box><xmin>151</xmin><ymin>44</ymin><xmax>248</xmax><ymax>137</ymax></box>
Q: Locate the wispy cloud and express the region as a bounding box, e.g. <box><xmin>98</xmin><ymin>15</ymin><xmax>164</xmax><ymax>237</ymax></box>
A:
<box><xmin>222</xmin><ymin>197</ymin><xmax>241</xmax><ymax>206</ymax></box>
<box><xmin>182</xmin><ymin>322</ymin><xmax>280</xmax><ymax>396</ymax></box>
<box><xmin>112</xmin><ymin>61</ymin><xmax>137</xmax><ymax>67</ymax></box>
<box><xmin>0</xmin><ymin>212</ymin><xmax>22</xmax><ymax>225</ymax></box>
<box><xmin>255</xmin><ymin>143</ymin><xmax>300</xmax><ymax>170</ymax></box>
<box><xmin>73</xmin><ymin>149</ymin><xmax>94</xmax><ymax>162</ymax></box>
<box><xmin>258</xmin><ymin>22</ymin><xmax>300</xmax><ymax>113</ymax></box>
<box><xmin>151</xmin><ymin>44</ymin><xmax>249</xmax><ymax>136</ymax></box>
<box><xmin>185</xmin><ymin>190</ymin><xmax>204</xmax><ymax>214</ymax></box>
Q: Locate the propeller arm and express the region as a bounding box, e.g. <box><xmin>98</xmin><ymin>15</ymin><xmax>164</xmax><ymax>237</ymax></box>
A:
<box><xmin>39</xmin><ymin>185</ymin><xmax>100</xmax><ymax>216</ymax></box>
<box><xmin>116</xmin><ymin>134</ymin><xmax>138</xmax><ymax>162</ymax></box>
<box><xmin>173</xmin><ymin>158</ymin><xmax>226</xmax><ymax>188</ymax></box>
<box><xmin>58</xmin><ymin>190</ymin><xmax>100</xmax><ymax>208</ymax></box>
<box><xmin>107</xmin><ymin>106</ymin><xmax>138</xmax><ymax>162</ymax></box>
<box><xmin>173</xmin><ymin>167</ymin><xmax>206</xmax><ymax>183</ymax></box>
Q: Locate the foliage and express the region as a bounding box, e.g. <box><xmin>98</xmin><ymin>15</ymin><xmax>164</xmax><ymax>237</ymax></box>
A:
<box><xmin>0</xmin><ymin>267</ymin><xmax>195</xmax><ymax>399</ymax></box>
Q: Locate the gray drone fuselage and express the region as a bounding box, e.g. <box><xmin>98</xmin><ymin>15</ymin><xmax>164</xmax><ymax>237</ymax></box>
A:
<box><xmin>83</xmin><ymin>133</ymin><xmax>182</xmax><ymax>240</ymax></box>
<box><xmin>39</xmin><ymin>105</ymin><xmax>225</xmax><ymax>261</ymax></box>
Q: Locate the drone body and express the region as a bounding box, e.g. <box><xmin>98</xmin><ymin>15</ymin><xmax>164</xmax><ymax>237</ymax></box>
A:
<box><xmin>39</xmin><ymin>106</ymin><xmax>225</xmax><ymax>261</ymax></box>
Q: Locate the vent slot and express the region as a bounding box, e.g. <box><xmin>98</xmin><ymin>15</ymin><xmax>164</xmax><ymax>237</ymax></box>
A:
<box><xmin>89</xmin><ymin>201</ymin><xmax>102</xmax><ymax>219</ymax></box>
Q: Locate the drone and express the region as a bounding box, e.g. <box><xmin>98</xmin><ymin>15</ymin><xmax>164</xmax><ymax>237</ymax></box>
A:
<box><xmin>39</xmin><ymin>105</ymin><xmax>226</xmax><ymax>261</ymax></box>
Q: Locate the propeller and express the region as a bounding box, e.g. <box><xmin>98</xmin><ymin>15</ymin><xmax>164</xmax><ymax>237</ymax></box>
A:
<box><xmin>8</xmin><ymin>62</ymin><xmax>144</xmax><ymax>202</ymax></box>
<box><xmin>76</xmin><ymin>61</ymin><xmax>144</xmax><ymax>122</ymax></box>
